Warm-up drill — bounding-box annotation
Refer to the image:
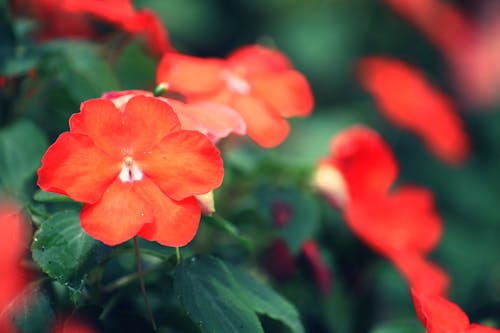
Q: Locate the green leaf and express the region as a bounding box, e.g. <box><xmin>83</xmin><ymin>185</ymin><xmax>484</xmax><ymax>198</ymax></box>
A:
<box><xmin>228</xmin><ymin>266</ymin><xmax>305</xmax><ymax>333</ymax></box>
<box><xmin>0</xmin><ymin>120</ymin><xmax>48</xmax><ymax>192</ymax></box>
<box><xmin>256</xmin><ymin>185</ymin><xmax>320</xmax><ymax>253</ymax></box>
<box><xmin>202</xmin><ymin>214</ymin><xmax>253</xmax><ymax>252</ymax></box>
<box><xmin>14</xmin><ymin>289</ymin><xmax>55</xmax><ymax>333</ymax></box>
<box><xmin>41</xmin><ymin>41</ymin><xmax>120</xmax><ymax>101</ymax></box>
<box><xmin>174</xmin><ymin>255</ymin><xmax>264</xmax><ymax>333</ymax></box>
<box><xmin>33</xmin><ymin>189</ymin><xmax>75</xmax><ymax>203</ymax></box>
<box><xmin>31</xmin><ymin>210</ymin><xmax>100</xmax><ymax>289</ymax></box>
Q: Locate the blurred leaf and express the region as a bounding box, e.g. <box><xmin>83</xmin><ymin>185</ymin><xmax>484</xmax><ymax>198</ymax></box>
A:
<box><xmin>256</xmin><ymin>185</ymin><xmax>320</xmax><ymax>253</ymax></box>
<box><xmin>202</xmin><ymin>214</ymin><xmax>253</xmax><ymax>252</ymax></box>
<box><xmin>31</xmin><ymin>210</ymin><xmax>100</xmax><ymax>290</ymax></box>
<box><xmin>228</xmin><ymin>265</ymin><xmax>304</xmax><ymax>333</ymax></box>
<box><xmin>14</xmin><ymin>289</ymin><xmax>55</xmax><ymax>333</ymax></box>
<box><xmin>0</xmin><ymin>53</ymin><xmax>38</xmax><ymax>76</ymax></box>
<box><xmin>33</xmin><ymin>189</ymin><xmax>74</xmax><ymax>203</ymax></box>
<box><xmin>114</xmin><ymin>40</ymin><xmax>156</xmax><ymax>89</ymax></box>
<box><xmin>40</xmin><ymin>41</ymin><xmax>120</xmax><ymax>101</ymax></box>
<box><xmin>370</xmin><ymin>319</ymin><xmax>422</xmax><ymax>333</ymax></box>
<box><xmin>174</xmin><ymin>255</ymin><xmax>264</xmax><ymax>333</ymax></box>
<box><xmin>0</xmin><ymin>120</ymin><xmax>47</xmax><ymax>192</ymax></box>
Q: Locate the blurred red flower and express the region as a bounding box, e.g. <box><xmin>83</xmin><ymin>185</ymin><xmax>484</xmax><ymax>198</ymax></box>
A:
<box><xmin>315</xmin><ymin>126</ymin><xmax>448</xmax><ymax>295</ymax></box>
<box><xmin>382</xmin><ymin>0</ymin><xmax>500</xmax><ymax>107</ymax></box>
<box><xmin>411</xmin><ymin>288</ymin><xmax>500</xmax><ymax>333</ymax></box>
<box><xmin>101</xmin><ymin>90</ymin><xmax>246</xmax><ymax>143</ymax></box>
<box><xmin>11</xmin><ymin>0</ymin><xmax>171</xmax><ymax>57</ymax></box>
<box><xmin>302</xmin><ymin>239</ymin><xmax>332</xmax><ymax>295</ymax></box>
<box><xmin>156</xmin><ymin>45</ymin><xmax>314</xmax><ymax>147</ymax></box>
<box><xmin>37</xmin><ymin>96</ymin><xmax>224</xmax><ymax>246</ymax></box>
<box><xmin>357</xmin><ymin>57</ymin><xmax>470</xmax><ymax>165</ymax></box>
<box><xmin>0</xmin><ymin>201</ymin><xmax>32</xmax><ymax>333</ymax></box>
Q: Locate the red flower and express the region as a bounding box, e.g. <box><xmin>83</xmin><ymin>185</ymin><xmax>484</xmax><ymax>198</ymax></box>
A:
<box><xmin>357</xmin><ymin>57</ymin><xmax>470</xmax><ymax>164</ymax></box>
<box><xmin>0</xmin><ymin>201</ymin><xmax>32</xmax><ymax>333</ymax></box>
<box><xmin>61</xmin><ymin>0</ymin><xmax>172</xmax><ymax>56</ymax></box>
<box><xmin>156</xmin><ymin>45</ymin><xmax>314</xmax><ymax>147</ymax></box>
<box><xmin>12</xmin><ymin>0</ymin><xmax>171</xmax><ymax>57</ymax></box>
<box><xmin>315</xmin><ymin>126</ymin><xmax>448</xmax><ymax>295</ymax></box>
<box><xmin>37</xmin><ymin>96</ymin><xmax>224</xmax><ymax>246</ymax></box>
<box><xmin>411</xmin><ymin>288</ymin><xmax>500</xmax><ymax>333</ymax></box>
<box><xmin>101</xmin><ymin>90</ymin><xmax>246</xmax><ymax>143</ymax></box>
<box><xmin>381</xmin><ymin>0</ymin><xmax>472</xmax><ymax>56</ymax></box>
<box><xmin>314</xmin><ymin>125</ymin><xmax>398</xmax><ymax>207</ymax></box>
<box><xmin>382</xmin><ymin>0</ymin><xmax>500</xmax><ymax>106</ymax></box>
<box><xmin>345</xmin><ymin>186</ymin><xmax>442</xmax><ymax>258</ymax></box>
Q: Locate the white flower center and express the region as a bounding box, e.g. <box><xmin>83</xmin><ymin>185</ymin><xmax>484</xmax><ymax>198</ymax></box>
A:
<box><xmin>119</xmin><ymin>156</ymin><xmax>143</xmax><ymax>183</ymax></box>
<box><xmin>222</xmin><ymin>70</ymin><xmax>250</xmax><ymax>94</ymax></box>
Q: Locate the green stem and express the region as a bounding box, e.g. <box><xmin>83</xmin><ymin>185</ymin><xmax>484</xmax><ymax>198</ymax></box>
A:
<box><xmin>175</xmin><ymin>247</ymin><xmax>181</xmax><ymax>263</ymax></box>
<box><xmin>134</xmin><ymin>237</ymin><xmax>158</xmax><ymax>331</ymax></box>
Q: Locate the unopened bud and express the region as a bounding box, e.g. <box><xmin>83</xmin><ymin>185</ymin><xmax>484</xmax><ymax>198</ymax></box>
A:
<box><xmin>312</xmin><ymin>163</ymin><xmax>348</xmax><ymax>209</ymax></box>
<box><xmin>195</xmin><ymin>191</ymin><xmax>215</xmax><ymax>215</ymax></box>
<box><xmin>153</xmin><ymin>82</ymin><xmax>169</xmax><ymax>97</ymax></box>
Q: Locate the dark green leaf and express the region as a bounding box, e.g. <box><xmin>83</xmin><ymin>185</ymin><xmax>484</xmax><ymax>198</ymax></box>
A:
<box><xmin>31</xmin><ymin>211</ymin><xmax>100</xmax><ymax>289</ymax></box>
<box><xmin>174</xmin><ymin>255</ymin><xmax>264</xmax><ymax>333</ymax></box>
<box><xmin>202</xmin><ymin>214</ymin><xmax>253</xmax><ymax>252</ymax></box>
<box><xmin>229</xmin><ymin>266</ymin><xmax>305</xmax><ymax>333</ymax></box>
<box><xmin>40</xmin><ymin>41</ymin><xmax>120</xmax><ymax>101</ymax></box>
<box><xmin>14</xmin><ymin>289</ymin><xmax>55</xmax><ymax>333</ymax></box>
<box><xmin>33</xmin><ymin>189</ymin><xmax>74</xmax><ymax>203</ymax></box>
<box><xmin>0</xmin><ymin>120</ymin><xmax>48</xmax><ymax>192</ymax></box>
<box><xmin>256</xmin><ymin>185</ymin><xmax>320</xmax><ymax>253</ymax></box>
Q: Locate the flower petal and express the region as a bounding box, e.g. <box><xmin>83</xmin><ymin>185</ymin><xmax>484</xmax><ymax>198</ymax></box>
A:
<box><xmin>228</xmin><ymin>45</ymin><xmax>292</xmax><ymax>74</ymax></box>
<box><xmin>80</xmin><ymin>179</ymin><xmax>153</xmax><ymax>245</ymax></box>
<box><xmin>357</xmin><ymin>57</ymin><xmax>470</xmax><ymax>164</ymax></box>
<box><xmin>344</xmin><ymin>186</ymin><xmax>442</xmax><ymax>257</ymax></box>
<box><xmin>75</xmin><ymin>99</ymin><xmax>129</xmax><ymax>157</ymax></box>
<box><xmin>77</xmin><ymin>96</ymin><xmax>181</xmax><ymax>157</ymax></box>
<box><xmin>326</xmin><ymin>125</ymin><xmax>398</xmax><ymax>202</ymax></box>
<box><xmin>250</xmin><ymin>71</ymin><xmax>314</xmax><ymax>117</ymax></box>
<box><xmin>122</xmin><ymin>95</ymin><xmax>181</xmax><ymax>154</ymax></box>
<box><xmin>138</xmin><ymin>130</ymin><xmax>224</xmax><ymax>201</ymax></box>
<box><xmin>168</xmin><ymin>100</ymin><xmax>246</xmax><ymax>142</ymax></box>
<box><xmin>231</xmin><ymin>94</ymin><xmax>290</xmax><ymax>147</ymax></box>
<box><xmin>131</xmin><ymin>9</ymin><xmax>173</xmax><ymax>56</ymax></box>
<box><xmin>411</xmin><ymin>287</ymin><xmax>469</xmax><ymax>332</ymax></box>
<box><xmin>393</xmin><ymin>254</ymin><xmax>449</xmax><ymax>296</ymax></box>
<box><xmin>37</xmin><ymin>132</ymin><xmax>119</xmax><ymax>204</ymax></box>
<box><xmin>156</xmin><ymin>52</ymin><xmax>225</xmax><ymax>96</ymax></box>
<box><xmin>135</xmin><ymin>177</ymin><xmax>200</xmax><ymax>247</ymax></box>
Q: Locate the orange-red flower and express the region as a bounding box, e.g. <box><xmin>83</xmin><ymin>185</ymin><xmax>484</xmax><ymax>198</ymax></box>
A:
<box><xmin>101</xmin><ymin>90</ymin><xmax>246</xmax><ymax>143</ymax></box>
<box><xmin>315</xmin><ymin>126</ymin><xmax>448</xmax><ymax>295</ymax></box>
<box><xmin>0</xmin><ymin>201</ymin><xmax>32</xmax><ymax>333</ymax></box>
<box><xmin>382</xmin><ymin>0</ymin><xmax>500</xmax><ymax>106</ymax></box>
<box><xmin>381</xmin><ymin>0</ymin><xmax>472</xmax><ymax>56</ymax></box>
<box><xmin>156</xmin><ymin>45</ymin><xmax>314</xmax><ymax>147</ymax></box>
<box><xmin>411</xmin><ymin>288</ymin><xmax>500</xmax><ymax>333</ymax></box>
<box><xmin>357</xmin><ymin>57</ymin><xmax>470</xmax><ymax>165</ymax></box>
<box><xmin>12</xmin><ymin>0</ymin><xmax>171</xmax><ymax>57</ymax></box>
<box><xmin>37</xmin><ymin>95</ymin><xmax>224</xmax><ymax>246</ymax></box>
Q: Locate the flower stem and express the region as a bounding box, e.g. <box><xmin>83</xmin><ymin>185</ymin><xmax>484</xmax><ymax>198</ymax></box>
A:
<box><xmin>134</xmin><ymin>237</ymin><xmax>158</xmax><ymax>331</ymax></box>
<box><xmin>175</xmin><ymin>247</ymin><xmax>181</xmax><ymax>263</ymax></box>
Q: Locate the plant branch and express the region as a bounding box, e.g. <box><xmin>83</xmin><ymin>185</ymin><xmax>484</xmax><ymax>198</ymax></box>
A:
<box><xmin>134</xmin><ymin>237</ymin><xmax>158</xmax><ymax>331</ymax></box>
